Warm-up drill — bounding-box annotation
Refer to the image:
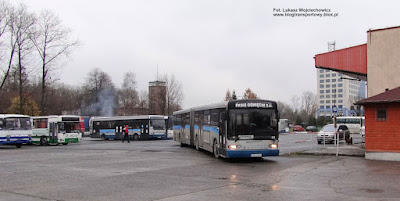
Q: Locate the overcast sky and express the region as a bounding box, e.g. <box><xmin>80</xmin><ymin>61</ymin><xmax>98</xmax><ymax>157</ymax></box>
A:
<box><xmin>18</xmin><ymin>0</ymin><xmax>400</xmax><ymax>108</ymax></box>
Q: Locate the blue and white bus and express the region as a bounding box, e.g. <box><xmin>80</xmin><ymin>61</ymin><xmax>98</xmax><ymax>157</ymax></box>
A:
<box><xmin>173</xmin><ymin>99</ymin><xmax>279</xmax><ymax>159</ymax></box>
<box><xmin>89</xmin><ymin>115</ymin><xmax>167</xmax><ymax>140</ymax></box>
<box><xmin>0</xmin><ymin>114</ymin><xmax>32</xmax><ymax>148</ymax></box>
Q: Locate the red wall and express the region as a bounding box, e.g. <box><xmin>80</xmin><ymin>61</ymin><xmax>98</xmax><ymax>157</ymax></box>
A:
<box><xmin>365</xmin><ymin>103</ymin><xmax>400</xmax><ymax>152</ymax></box>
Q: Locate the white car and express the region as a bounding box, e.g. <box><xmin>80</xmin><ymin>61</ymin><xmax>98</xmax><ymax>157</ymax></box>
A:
<box><xmin>317</xmin><ymin>124</ymin><xmax>350</xmax><ymax>144</ymax></box>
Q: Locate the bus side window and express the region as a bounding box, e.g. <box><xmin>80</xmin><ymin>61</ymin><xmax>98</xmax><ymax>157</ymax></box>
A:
<box><xmin>211</xmin><ymin>109</ymin><xmax>219</xmax><ymax>126</ymax></box>
<box><xmin>204</xmin><ymin>110</ymin><xmax>210</xmax><ymax>126</ymax></box>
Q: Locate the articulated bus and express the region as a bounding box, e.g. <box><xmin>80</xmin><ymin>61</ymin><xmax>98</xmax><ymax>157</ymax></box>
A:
<box><xmin>31</xmin><ymin>115</ymin><xmax>82</xmax><ymax>145</ymax></box>
<box><xmin>335</xmin><ymin>116</ymin><xmax>364</xmax><ymax>134</ymax></box>
<box><xmin>0</xmin><ymin>114</ymin><xmax>32</xmax><ymax>148</ymax></box>
<box><xmin>173</xmin><ymin>99</ymin><xmax>279</xmax><ymax>159</ymax></box>
<box><xmin>89</xmin><ymin>115</ymin><xmax>167</xmax><ymax>140</ymax></box>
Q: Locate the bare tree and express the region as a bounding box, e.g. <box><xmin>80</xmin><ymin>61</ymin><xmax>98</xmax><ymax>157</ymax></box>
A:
<box><xmin>242</xmin><ymin>88</ymin><xmax>258</xmax><ymax>99</ymax></box>
<box><xmin>161</xmin><ymin>74</ymin><xmax>183</xmax><ymax>115</ymax></box>
<box><xmin>9</xmin><ymin>3</ymin><xmax>36</xmax><ymax>114</ymax></box>
<box><xmin>119</xmin><ymin>71</ymin><xmax>139</xmax><ymax>115</ymax></box>
<box><xmin>31</xmin><ymin>9</ymin><xmax>79</xmax><ymax>115</ymax></box>
<box><xmin>0</xmin><ymin>1</ymin><xmax>15</xmax><ymax>91</ymax></box>
<box><xmin>81</xmin><ymin>68</ymin><xmax>116</xmax><ymax>116</ymax></box>
<box><xmin>224</xmin><ymin>89</ymin><xmax>232</xmax><ymax>101</ymax></box>
<box><xmin>301</xmin><ymin>91</ymin><xmax>317</xmax><ymax>117</ymax></box>
<box><xmin>137</xmin><ymin>90</ymin><xmax>148</xmax><ymax>115</ymax></box>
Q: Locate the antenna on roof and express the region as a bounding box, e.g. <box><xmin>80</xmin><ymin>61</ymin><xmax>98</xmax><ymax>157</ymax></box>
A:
<box><xmin>328</xmin><ymin>41</ymin><xmax>336</xmax><ymax>52</ymax></box>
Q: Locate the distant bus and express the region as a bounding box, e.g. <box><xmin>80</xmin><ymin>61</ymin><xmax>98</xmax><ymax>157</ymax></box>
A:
<box><xmin>31</xmin><ymin>115</ymin><xmax>82</xmax><ymax>145</ymax></box>
<box><xmin>0</xmin><ymin>114</ymin><xmax>32</xmax><ymax>148</ymax></box>
<box><xmin>278</xmin><ymin>119</ymin><xmax>289</xmax><ymax>133</ymax></box>
<box><xmin>173</xmin><ymin>99</ymin><xmax>279</xmax><ymax>159</ymax></box>
<box><xmin>335</xmin><ymin>116</ymin><xmax>364</xmax><ymax>134</ymax></box>
<box><xmin>89</xmin><ymin>115</ymin><xmax>167</xmax><ymax>140</ymax></box>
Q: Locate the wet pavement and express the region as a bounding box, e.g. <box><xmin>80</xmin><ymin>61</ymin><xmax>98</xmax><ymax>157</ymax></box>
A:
<box><xmin>0</xmin><ymin>138</ymin><xmax>399</xmax><ymax>201</ymax></box>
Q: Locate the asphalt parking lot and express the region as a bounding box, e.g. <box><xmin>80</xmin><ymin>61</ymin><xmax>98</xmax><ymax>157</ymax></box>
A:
<box><xmin>0</xmin><ymin>137</ymin><xmax>399</xmax><ymax>201</ymax></box>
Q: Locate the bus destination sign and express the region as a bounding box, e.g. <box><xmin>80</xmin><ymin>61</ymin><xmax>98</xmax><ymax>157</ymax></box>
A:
<box><xmin>234</xmin><ymin>102</ymin><xmax>273</xmax><ymax>108</ymax></box>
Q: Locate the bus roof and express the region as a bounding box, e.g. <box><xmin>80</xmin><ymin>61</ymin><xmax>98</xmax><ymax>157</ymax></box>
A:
<box><xmin>90</xmin><ymin>115</ymin><xmax>165</xmax><ymax>122</ymax></box>
<box><xmin>173</xmin><ymin>99</ymin><xmax>277</xmax><ymax>115</ymax></box>
<box><xmin>0</xmin><ymin>114</ymin><xmax>30</xmax><ymax>118</ymax></box>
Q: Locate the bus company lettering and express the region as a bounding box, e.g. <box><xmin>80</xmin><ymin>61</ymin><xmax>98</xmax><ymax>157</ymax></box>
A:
<box><xmin>235</xmin><ymin>102</ymin><xmax>273</xmax><ymax>108</ymax></box>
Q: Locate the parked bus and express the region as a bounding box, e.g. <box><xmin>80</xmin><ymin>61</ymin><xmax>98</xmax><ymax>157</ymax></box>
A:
<box><xmin>335</xmin><ymin>116</ymin><xmax>364</xmax><ymax>134</ymax></box>
<box><xmin>278</xmin><ymin>119</ymin><xmax>289</xmax><ymax>133</ymax></box>
<box><xmin>31</xmin><ymin>115</ymin><xmax>82</xmax><ymax>145</ymax></box>
<box><xmin>173</xmin><ymin>99</ymin><xmax>279</xmax><ymax>159</ymax></box>
<box><xmin>0</xmin><ymin>114</ymin><xmax>32</xmax><ymax>148</ymax></box>
<box><xmin>89</xmin><ymin>115</ymin><xmax>167</xmax><ymax>140</ymax></box>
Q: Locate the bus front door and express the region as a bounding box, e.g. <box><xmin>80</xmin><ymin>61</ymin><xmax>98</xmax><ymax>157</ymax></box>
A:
<box><xmin>140</xmin><ymin>120</ymin><xmax>149</xmax><ymax>140</ymax></box>
<box><xmin>49</xmin><ymin>122</ymin><xmax>58</xmax><ymax>144</ymax></box>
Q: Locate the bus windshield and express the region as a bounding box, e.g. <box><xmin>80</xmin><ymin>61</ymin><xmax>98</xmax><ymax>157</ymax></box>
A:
<box><xmin>150</xmin><ymin>119</ymin><xmax>165</xmax><ymax>130</ymax></box>
<box><xmin>229</xmin><ymin>109</ymin><xmax>277</xmax><ymax>140</ymax></box>
<box><xmin>59</xmin><ymin>122</ymin><xmax>81</xmax><ymax>133</ymax></box>
<box><xmin>5</xmin><ymin>117</ymin><xmax>31</xmax><ymax>130</ymax></box>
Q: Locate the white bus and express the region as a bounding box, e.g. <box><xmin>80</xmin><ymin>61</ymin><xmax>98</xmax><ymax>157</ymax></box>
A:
<box><xmin>0</xmin><ymin>114</ymin><xmax>32</xmax><ymax>148</ymax></box>
<box><xmin>31</xmin><ymin>115</ymin><xmax>82</xmax><ymax>145</ymax></box>
<box><xmin>173</xmin><ymin>99</ymin><xmax>279</xmax><ymax>159</ymax></box>
<box><xmin>278</xmin><ymin>119</ymin><xmax>289</xmax><ymax>133</ymax></box>
<box><xmin>89</xmin><ymin>115</ymin><xmax>167</xmax><ymax>140</ymax></box>
<box><xmin>335</xmin><ymin>116</ymin><xmax>364</xmax><ymax>134</ymax></box>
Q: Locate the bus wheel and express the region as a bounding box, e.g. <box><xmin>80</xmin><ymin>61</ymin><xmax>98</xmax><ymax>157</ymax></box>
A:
<box><xmin>40</xmin><ymin>136</ymin><xmax>48</xmax><ymax>146</ymax></box>
<box><xmin>213</xmin><ymin>140</ymin><xmax>220</xmax><ymax>159</ymax></box>
<box><xmin>16</xmin><ymin>144</ymin><xmax>22</xmax><ymax>148</ymax></box>
<box><xmin>62</xmin><ymin>143</ymin><xmax>68</xmax><ymax>145</ymax></box>
<box><xmin>133</xmin><ymin>134</ymin><xmax>139</xmax><ymax>141</ymax></box>
<box><xmin>195</xmin><ymin>136</ymin><xmax>200</xmax><ymax>151</ymax></box>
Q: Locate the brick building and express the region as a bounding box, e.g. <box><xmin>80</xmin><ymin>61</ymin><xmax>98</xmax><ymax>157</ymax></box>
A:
<box><xmin>357</xmin><ymin>86</ymin><xmax>400</xmax><ymax>161</ymax></box>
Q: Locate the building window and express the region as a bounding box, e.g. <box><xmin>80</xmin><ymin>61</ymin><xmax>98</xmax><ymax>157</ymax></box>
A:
<box><xmin>332</xmin><ymin>74</ymin><xmax>336</xmax><ymax>77</ymax></box>
<box><xmin>339</xmin><ymin>105</ymin><xmax>343</xmax><ymax>108</ymax></box>
<box><xmin>338</xmin><ymin>94</ymin><xmax>343</xmax><ymax>98</ymax></box>
<box><xmin>320</xmin><ymin>106</ymin><xmax>324</xmax><ymax>109</ymax></box>
<box><xmin>338</xmin><ymin>84</ymin><xmax>343</xmax><ymax>87</ymax></box>
<box><xmin>320</xmin><ymin>80</ymin><xmax>324</xmax><ymax>83</ymax></box>
<box><xmin>326</xmin><ymin>100</ymin><xmax>331</xmax><ymax>104</ymax></box>
<box><xmin>338</xmin><ymin>99</ymin><xmax>343</xmax><ymax>103</ymax></box>
<box><xmin>338</xmin><ymin>73</ymin><xmax>343</xmax><ymax>76</ymax></box>
<box><xmin>320</xmin><ymin>100</ymin><xmax>324</xmax><ymax>104</ymax></box>
<box><xmin>326</xmin><ymin>74</ymin><xmax>331</xmax><ymax>78</ymax></box>
<box><xmin>320</xmin><ymin>84</ymin><xmax>324</xmax><ymax>88</ymax></box>
<box><xmin>320</xmin><ymin>90</ymin><xmax>324</xmax><ymax>94</ymax></box>
<box><xmin>332</xmin><ymin>84</ymin><xmax>336</xmax><ymax>88</ymax></box>
<box><xmin>377</xmin><ymin>108</ymin><xmax>387</xmax><ymax>121</ymax></box>
<box><xmin>338</xmin><ymin>89</ymin><xmax>343</xmax><ymax>92</ymax></box>
<box><xmin>319</xmin><ymin>69</ymin><xmax>324</xmax><ymax>73</ymax></box>
<box><xmin>338</xmin><ymin>79</ymin><xmax>342</xmax><ymax>82</ymax></box>
<box><xmin>326</xmin><ymin>106</ymin><xmax>330</xmax><ymax>109</ymax></box>
<box><xmin>332</xmin><ymin>79</ymin><xmax>336</xmax><ymax>82</ymax></box>
<box><xmin>326</xmin><ymin>79</ymin><xmax>330</xmax><ymax>83</ymax></box>
<box><xmin>326</xmin><ymin>90</ymin><xmax>330</xmax><ymax>93</ymax></box>
<box><xmin>320</xmin><ymin>95</ymin><xmax>324</xmax><ymax>99</ymax></box>
<box><xmin>326</xmin><ymin>95</ymin><xmax>330</xmax><ymax>98</ymax></box>
<box><xmin>320</xmin><ymin>74</ymin><xmax>324</xmax><ymax>78</ymax></box>
<box><xmin>326</xmin><ymin>84</ymin><xmax>330</xmax><ymax>88</ymax></box>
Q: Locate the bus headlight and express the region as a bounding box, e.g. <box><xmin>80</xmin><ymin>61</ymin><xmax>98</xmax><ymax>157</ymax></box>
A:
<box><xmin>270</xmin><ymin>144</ymin><xmax>278</xmax><ymax>149</ymax></box>
<box><xmin>228</xmin><ymin>145</ymin><xmax>239</xmax><ymax>150</ymax></box>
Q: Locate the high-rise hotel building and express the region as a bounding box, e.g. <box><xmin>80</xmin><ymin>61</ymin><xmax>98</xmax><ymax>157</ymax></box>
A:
<box><xmin>317</xmin><ymin>69</ymin><xmax>366</xmax><ymax>117</ymax></box>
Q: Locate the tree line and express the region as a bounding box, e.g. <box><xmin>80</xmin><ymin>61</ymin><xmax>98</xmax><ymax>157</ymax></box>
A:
<box><xmin>0</xmin><ymin>1</ymin><xmax>183</xmax><ymax>116</ymax></box>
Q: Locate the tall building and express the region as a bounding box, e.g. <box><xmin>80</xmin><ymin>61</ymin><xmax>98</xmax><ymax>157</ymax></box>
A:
<box><xmin>316</xmin><ymin>69</ymin><xmax>366</xmax><ymax>117</ymax></box>
<box><xmin>148</xmin><ymin>80</ymin><xmax>167</xmax><ymax>115</ymax></box>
